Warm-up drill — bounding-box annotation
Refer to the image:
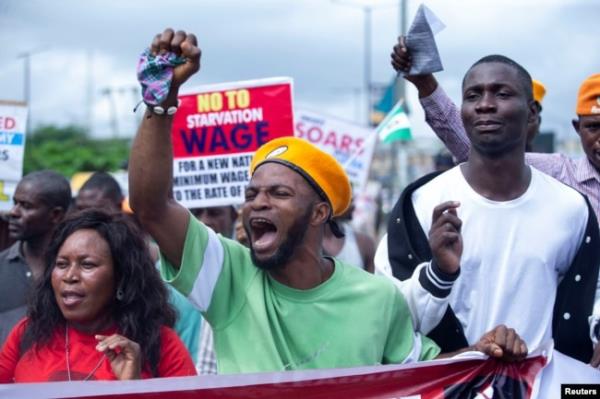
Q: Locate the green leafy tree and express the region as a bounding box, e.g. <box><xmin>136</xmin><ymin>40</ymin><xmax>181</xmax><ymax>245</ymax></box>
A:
<box><xmin>23</xmin><ymin>125</ymin><xmax>130</xmax><ymax>178</ymax></box>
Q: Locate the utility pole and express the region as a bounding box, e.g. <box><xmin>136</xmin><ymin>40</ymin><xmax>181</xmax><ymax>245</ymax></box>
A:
<box><xmin>86</xmin><ymin>50</ymin><xmax>94</xmax><ymax>135</ymax></box>
<box><xmin>331</xmin><ymin>1</ymin><xmax>373</xmax><ymax>125</ymax></box>
<box><xmin>394</xmin><ymin>0</ymin><xmax>410</xmax><ymax>195</ymax></box>
<box><xmin>17</xmin><ymin>48</ymin><xmax>46</xmax><ymax>134</ymax></box>
<box><xmin>394</xmin><ymin>0</ymin><xmax>408</xmax><ymax>104</ymax></box>
<box><xmin>102</xmin><ymin>85</ymin><xmax>141</xmax><ymax>138</ymax></box>
<box><xmin>364</xmin><ymin>5</ymin><xmax>372</xmax><ymax>126</ymax></box>
<box><xmin>101</xmin><ymin>87</ymin><xmax>119</xmax><ymax>138</ymax></box>
<box><xmin>22</xmin><ymin>55</ymin><xmax>30</xmax><ymax>108</ymax></box>
<box><xmin>332</xmin><ymin>1</ymin><xmax>396</xmax><ymax>126</ymax></box>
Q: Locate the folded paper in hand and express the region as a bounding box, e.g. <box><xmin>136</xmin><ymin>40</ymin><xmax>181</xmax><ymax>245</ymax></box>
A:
<box><xmin>404</xmin><ymin>4</ymin><xmax>446</xmax><ymax>75</ymax></box>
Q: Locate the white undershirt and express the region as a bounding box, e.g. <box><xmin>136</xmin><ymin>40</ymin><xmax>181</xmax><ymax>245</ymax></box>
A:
<box><xmin>408</xmin><ymin>165</ymin><xmax>587</xmax><ymax>349</ymax></box>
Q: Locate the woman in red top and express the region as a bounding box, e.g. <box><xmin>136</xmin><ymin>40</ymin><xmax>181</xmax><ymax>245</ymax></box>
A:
<box><xmin>0</xmin><ymin>209</ymin><xmax>196</xmax><ymax>382</ymax></box>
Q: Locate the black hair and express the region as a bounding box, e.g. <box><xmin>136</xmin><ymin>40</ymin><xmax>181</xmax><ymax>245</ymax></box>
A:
<box><xmin>463</xmin><ymin>54</ymin><xmax>533</xmax><ymax>101</ymax></box>
<box><xmin>21</xmin><ymin>170</ymin><xmax>71</xmax><ymax>211</ymax></box>
<box><xmin>79</xmin><ymin>172</ymin><xmax>123</xmax><ymax>207</ymax></box>
<box><xmin>21</xmin><ymin>209</ymin><xmax>176</xmax><ymax>377</ymax></box>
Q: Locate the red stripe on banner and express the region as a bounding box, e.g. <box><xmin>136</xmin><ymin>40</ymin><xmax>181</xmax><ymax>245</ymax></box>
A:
<box><xmin>0</xmin><ymin>354</ymin><xmax>547</xmax><ymax>399</ymax></box>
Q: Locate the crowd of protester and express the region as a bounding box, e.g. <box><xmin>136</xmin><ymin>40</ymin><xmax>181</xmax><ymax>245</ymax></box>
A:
<box><xmin>0</xmin><ymin>27</ymin><xmax>598</xmax><ymax>383</ymax></box>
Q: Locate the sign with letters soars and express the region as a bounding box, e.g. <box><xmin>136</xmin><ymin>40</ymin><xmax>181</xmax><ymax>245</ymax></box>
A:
<box><xmin>0</xmin><ymin>101</ymin><xmax>28</xmax><ymax>212</ymax></box>
<box><xmin>295</xmin><ymin>108</ymin><xmax>375</xmax><ymax>193</ymax></box>
<box><xmin>172</xmin><ymin>78</ymin><xmax>294</xmax><ymax>208</ymax></box>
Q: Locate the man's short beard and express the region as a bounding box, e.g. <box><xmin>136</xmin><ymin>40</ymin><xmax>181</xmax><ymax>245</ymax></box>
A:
<box><xmin>471</xmin><ymin>137</ymin><xmax>525</xmax><ymax>159</ymax></box>
<box><xmin>248</xmin><ymin>206</ymin><xmax>312</xmax><ymax>271</ymax></box>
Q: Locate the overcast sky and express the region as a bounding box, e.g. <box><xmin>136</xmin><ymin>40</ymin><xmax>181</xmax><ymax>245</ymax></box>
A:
<box><xmin>0</xmin><ymin>0</ymin><xmax>598</xmax><ymax>142</ymax></box>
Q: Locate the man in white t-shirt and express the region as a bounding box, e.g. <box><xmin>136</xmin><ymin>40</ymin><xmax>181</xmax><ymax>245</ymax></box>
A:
<box><xmin>376</xmin><ymin>55</ymin><xmax>600</xmax><ymax>363</ymax></box>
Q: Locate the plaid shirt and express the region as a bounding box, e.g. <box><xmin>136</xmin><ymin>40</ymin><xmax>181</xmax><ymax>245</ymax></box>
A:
<box><xmin>196</xmin><ymin>323</ymin><xmax>217</xmax><ymax>375</ymax></box>
<box><xmin>137</xmin><ymin>48</ymin><xmax>185</xmax><ymax>105</ymax></box>
<box><xmin>420</xmin><ymin>86</ymin><xmax>600</xmax><ymax>222</ymax></box>
<box><xmin>419</xmin><ymin>85</ymin><xmax>600</xmax><ymax>344</ymax></box>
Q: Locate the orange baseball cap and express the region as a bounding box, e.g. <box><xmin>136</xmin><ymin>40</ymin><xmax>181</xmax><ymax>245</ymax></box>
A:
<box><xmin>576</xmin><ymin>73</ymin><xmax>600</xmax><ymax>116</ymax></box>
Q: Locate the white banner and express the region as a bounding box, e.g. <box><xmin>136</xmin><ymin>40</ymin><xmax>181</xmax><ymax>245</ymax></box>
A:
<box><xmin>0</xmin><ymin>348</ymin><xmax>546</xmax><ymax>399</ymax></box>
<box><xmin>294</xmin><ymin>108</ymin><xmax>376</xmax><ymax>194</ymax></box>
<box><xmin>1</xmin><ymin>343</ymin><xmax>598</xmax><ymax>399</ymax></box>
<box><xmin>0</xmin><ymin>101</ymin><xmax>28</xmax><ymax>212</ymax></box>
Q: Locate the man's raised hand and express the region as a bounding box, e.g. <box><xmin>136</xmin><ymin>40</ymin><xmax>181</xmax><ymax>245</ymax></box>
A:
<box><xmin>429</xmin><ymin>201</ymin><xmax>462</xmax><ymax>274</ymax></box>
<box><xmin>391</xmin><ymin>35</ymin><xmax>438</xmax><ymax>97</ymax></box>
<box><xmin>391</xmin><ymin>36</ymin><xmax>412</xmax><ymax>74</ymax></box>
<box><xmin>150</xmin><ymin>28</ymin><xmax>201</xmax><ymax>92</ymax></box>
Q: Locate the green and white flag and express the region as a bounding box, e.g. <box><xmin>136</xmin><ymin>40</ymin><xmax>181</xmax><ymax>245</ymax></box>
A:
<box><xmin>376</xmin><ymin>100</ymin><xmax>412</xmax><ymax>143</ymax></box>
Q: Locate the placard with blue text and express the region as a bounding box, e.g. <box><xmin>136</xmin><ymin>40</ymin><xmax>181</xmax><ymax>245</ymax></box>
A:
<box><xmin>0</xmin><ymin>101</ymin><xmax>28</xmax><ymax>212</ymax></box>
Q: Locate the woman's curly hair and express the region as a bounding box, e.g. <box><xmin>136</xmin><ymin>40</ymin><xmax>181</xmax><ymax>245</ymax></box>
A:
<box><xmin>21</xmin><ymin>209</ymin><xmax>176</xmax><ymax>377</ymax></box>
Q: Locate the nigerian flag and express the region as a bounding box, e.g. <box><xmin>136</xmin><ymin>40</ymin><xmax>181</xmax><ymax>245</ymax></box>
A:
<box><xmin>376</xmin><ymin>100</ymin><xmax>412</xmax><ymax>143</ymax></box>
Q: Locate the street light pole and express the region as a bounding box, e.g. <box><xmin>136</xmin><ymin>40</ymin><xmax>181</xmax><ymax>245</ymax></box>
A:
<box><xmin>86</xmin><ymin>50</ymin><xmax>94</xmax><ymax>135</ymax></box>
<box><xmin>394</xmin><ymin>0</ymin><xmax>409</xmax><ymax>195</ymax></box>
<box><xmin>394</xmin><ymin>0</ymin><xmax>408</xmax><ymax>105</ymax></box>
<box><xmin>364</xmin><ymin>5</ymin><xmax>372</xmax><ymax>126</ymax></box>
<box><xmin>18</xmin><ymin>52</ymin><xmax>33</xmax><ymax>134</ymax></box>
<box><xmin>332</xmin><ymin>1</ymin><xmax>395</xmax><ymax>125</ymax></box>
<box><xmin>18</xmin><ymin>48</ymin><xmax>48</xmax><ymax>135</ymax></box>
<box><xmin>23</xmin><ymin>56</ymin><xmax>30</xmax><ymax>107</ymax></box>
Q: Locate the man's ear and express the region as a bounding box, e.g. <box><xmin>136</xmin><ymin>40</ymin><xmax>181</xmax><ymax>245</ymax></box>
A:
<box><xmin>527</xmin><ymin>99</ymin><xmax>538</xmax><ymax>125</ymax></box>
<box><xmin>311</xmin><ymin>201</ymin><xmax>331</xmax><ymax>226</ymax></box>
<box><xmin>572</xmin><ymin>118</ymin><xmax>581</xmax><ymax>136</ymax></box>
<box><xmin>50</xmin><ymin>206</ymin><xmax>66</xmax><ymax>225</ymax></box>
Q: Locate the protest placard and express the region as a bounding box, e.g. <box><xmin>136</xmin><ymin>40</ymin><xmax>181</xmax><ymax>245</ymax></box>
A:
<box><xmin>295</xmin><ymin>108</ymin><xmax>375</xmax><ymax>193</ymax></box>
<box><xmin>172</xmin><ymin>78</ymin><xmax>294</xmax><ymax>208</ymax></box>
<box><xmin>0</xmin><ymin>101</ymin><xmax>28</xmax><ymax>212</ymax></box>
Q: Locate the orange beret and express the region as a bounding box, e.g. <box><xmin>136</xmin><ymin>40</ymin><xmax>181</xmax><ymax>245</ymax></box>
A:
<box><xmin>576</xmin><ymin>73</ymin><xmax>600</xmax><ymax>116</ymax></box>
<box><xmin>532</xmin><ymin>79</ymin><xmax>546</xmax><ymax>104</ymax></box>
<box><xmin>250</xmin><ymin>137</ymin><xmax>352</xmax><ymax>217</ymax></box>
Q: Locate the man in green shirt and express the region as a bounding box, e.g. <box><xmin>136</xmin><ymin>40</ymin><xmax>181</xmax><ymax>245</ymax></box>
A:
<box><xmin>129</xmin><ymin>28</ymin><xmax>528</xmax><ymax>374</ymax></box>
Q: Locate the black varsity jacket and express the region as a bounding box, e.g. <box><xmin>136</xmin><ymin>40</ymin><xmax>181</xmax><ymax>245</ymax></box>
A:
<box><xmin>386</xmin><ymin>171</ymin><xmax>600</xmax><ymax>363</ymax></box>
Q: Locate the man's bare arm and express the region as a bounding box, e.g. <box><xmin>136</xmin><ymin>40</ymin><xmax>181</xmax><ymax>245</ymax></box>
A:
<box><xmin>129</xmin><ymin>29</ymin><xmax>201</xmax><ymax>268</ymax></box>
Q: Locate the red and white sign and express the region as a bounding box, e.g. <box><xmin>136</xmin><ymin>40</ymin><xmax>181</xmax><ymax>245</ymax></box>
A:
<box><xmin>171</xmin><ymin>78</ymin><xmax>294</xmax><ymax>208</ymax></box>
<box><xmin>0</xmin><ymin>101</ymin><xmax>28</xmax><ymax>211</ymax></box>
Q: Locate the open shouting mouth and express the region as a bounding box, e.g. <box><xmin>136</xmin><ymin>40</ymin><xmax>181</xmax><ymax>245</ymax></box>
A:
<box><xmin>248</xmin><ymin>217</ymin><xmax>279</xmax><ymax>254</ymax></box>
